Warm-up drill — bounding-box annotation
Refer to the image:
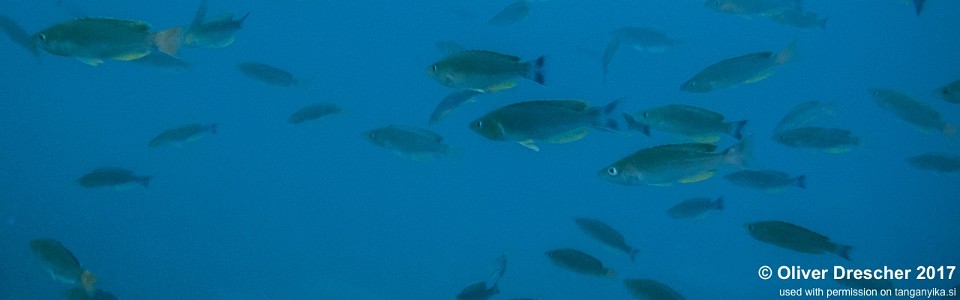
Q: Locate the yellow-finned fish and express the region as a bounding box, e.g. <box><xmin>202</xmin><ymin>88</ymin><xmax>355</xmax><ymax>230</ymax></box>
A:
<box><xmin>364</xmin><ymin>125</ymin><xmax>459</xmax><ymax>161</ymax></box>
<box><xmin>427</xmin><ymin>50</ymin><xmax>545</xmax><ymax>93</ymax></box>
<box><xmin>30</xmin><ymin>239</ymin><xmax>97</xmax><ymax>293</ymax></box>
<box><xmin>628</xmin><ymin>104</ymin><xmax>746</xmax><ymax>143</ymax></box>
<box><xmin>681</xmin><ymin>41</ymin><xmax>796</xmax><ymax>93</ymax></box>
<box><xmin>32</xmin><ymin>18</ymin><xmax>181</xmax><ymax>66</ymax></box>
<box><xmin>774</xmin><ymin>126</ymin><xmax>860</xmax><ymax>153</ymax></box>
<box><xmin>745</xmin><ymin>220</ymin><xmax>852</xmax><ymax>260</ymax></box>
<box><xmin>598</xmin><ymin>140</ymin><xmax>752</xmax><ymax>186</ymax></box>
<box><xmin>470</xmin><ymin>99</ymin><xmax>623</xmax><ymax>151</ymax></box>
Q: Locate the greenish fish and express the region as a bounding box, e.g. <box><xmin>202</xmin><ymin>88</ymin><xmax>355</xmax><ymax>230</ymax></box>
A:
<box><xmin>602</xmin><ymin>27</ymin><xmax>682</xmax><ymax>74</ymax></box>
<box><xmin>470</xmin><ymin>99</ymin><xmax>622</xmax><ymax>151</ymax></box>
<box><xmin>598</xmin><ymin>140</ymin><xmax>752</xmax><ymax>186</ymax></box>
<box><xmin>32</xmin><ymin>18</ymin><xmax>182</xmax><ymax>66</ymax></box>
<box><xmin>773</xmin><ymin>100</ymin><xmax>837</xmax><ymax>134</ymax></box>
<box><xmin>183</xmin><ymin>0</ymin><xmax>249</xmax><ymax>48</ymax></box>
<box><xmin>429</xmin><ymin>89</ymin><xmax>483</xmax><ymax>126</ymax></box>
<box><xmin>774</xmin><ymin>127</ymin><xmax>860</xmax><ymax>153</ymax></box>
<box><xmin>148</xmin><ymin>123</ymin><xmax>217</xmax><ymax>147</ymax></box>
<box><xmin>488</xmin><ymin>0</ymin><xmax>530</xmax><ymax>26</ymax></box>
<box><xmin>667</xmin><ymin>196</ymin><xmax>724</xmax><ymax>220</ymax></box>
<box><xmin>544</xmin><ymin>248</ymin><xmax>615</xmax><ymax>278</ymax></box>
<box><xmin>935</xmin><ymin>80</ymin><xmax>960</xmax><ymax>104</ymax></box>
<box><xmin>745</xmin><ymin>220</ymin><xmax>852</xmax><ymax>260</ymax></box>
<box><xmin>237</xmin><ymin>62</ymin><xmax>301</xmax><ymax>87</ymax></box>
<box><xmin>30</xmin><ymin>239</ymin><xmax>97</xmax><ymax>293</ymax></box>
<box><xmin>288</xmin><ymin>103</ymin><xmax>341</xmax><ymax>125</ymax></box>
<box><xmin>906</xmin><ymin>153</ymin><xmax>960</xmax><ymax>173</ymax></box>
<box><xmin>724</xmin><ymin>169</ymin><xmax>804</xmax><ymax>192</ymax></box>
<box><xmin>77</xmin><ymin>167</ymin><xmax>150</xmax><ymax>189</ymax></box>
<box><xmin>623</xmin><ymin>279</ymin><xmax>685</xmax><ymax>300</ymax></box>
<box><xmin>869</xmin><ymin>88</ymin><xmax>956</xmax><ymax>137</ymax></box>
<box><xmin>67</xmin><ymin>287</ymin><xmax>118</xmax><ymax>300</ymax></box>
<box><xmin>427</xmin><ymin>50</ymin><xmax>545</xmax><ymax>92</ymax></box>
<box><xmin>681</xmin><ymin>41</ymin><xmax>796</xmax><ymax>93</ymax></box>
<box><xmin>574</xmin><ymin>218</ymin><xmax>640</xmax><ymax>261</ymax></box>
<box><xmin>364</xmin><ymin>125</ymin><xmax>458</xmax><ymax>161</ymax></box>
<box><xmin>704</xmin><ymin>0</ymin><xmax>800</xmax><ymax>17</ymax></box>
<box><xmin>768</xmin><ymin>9</ymin><xmax>827</xmax><ymax>29</ymax></box>
<box><xmin>629</xmin><ymin>104</ymin><xmax>746</xmax><ymax>143</ymax></box>
<box><xmin>455</xmin><ymin>255</ymin><xmax>506</xmax><ymax>300</ymax></box>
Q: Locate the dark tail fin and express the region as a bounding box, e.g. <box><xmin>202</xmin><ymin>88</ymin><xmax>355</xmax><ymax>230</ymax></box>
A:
<box><xmin>236</xmin><ymin>12</ymin><xmax>251</xmax><ymax>26</ymax></box>
<box><xmin>714</xmin><ymin>196</ymin><xmax>724</xmax><ymax>211</ymax></box>
<box><xmin>623</xmin><ymin>113</ymin><xmax>650</xmax><ymax>136</ymax></box>
<box><xmin>0</xmin><ymin>15</ymin><xmax>40</xmax><ymax>57</ymax></box>
<box><xmin>209</xmin><ymin>123</ymin><xmax>219</xmax><ymax>135</ymax></box>
<box><xmin>487</xmin><ymin>254</ymin><xmax>507</xmax><ymax>288</ymax></box>
<box><xmin>527</xmin><ymin>56</ymin><xmax>546</xmax><ymax>86</ymax></box>
<box><xmin>913</xmin><ymin>0</ymin><xmax>926</xmax><ymax>15</ymax></box>
<box><xmin>836</xmin><ymin>244</ymin><xmax>853</xmax><ymax>261</ymax></box>
<box><xmin>794</xmin><ymin>175</ymin><xmax>806</xmax><ymax>189</ymax></box>
<box><xmin>727</xmin><ymin>120</ymin><xmax>747</xmax><ymax>140</ymax></box>
<box><xmin>138</xmin><ymin>176</ymin><xmax>151</xmax><ymax>188</ymax></box>
<box><xmin>628</xmin><ymin>249</ymin><xmax>639</xmax><ymax>262</ymax></box>
<box><xmin>591</xmin><ymin>99</ymin><xmax>625</xmax><ymax>132</ymax></box>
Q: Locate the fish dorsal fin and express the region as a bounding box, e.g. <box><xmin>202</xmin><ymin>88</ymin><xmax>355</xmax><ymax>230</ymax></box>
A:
<box><xmin>679</xmin><ymin>170</ymin><xmax>716</xmax><ymax>183</ymax></box>
<box><xmin>208</xmin><ymin>12</ymin><xmax>236</xmax><ymax>23</ymax></box>
<box><xmin>462</xmin><ymin>50</ymin><xmax>522</xmax><ymax>62</ymax></box>
<box><xmin>191</xmin><ymin>0</ymin><xmax>208</xmax><ymax>28</ymax></box>
<box><xmin>78</xmin><ymin>57</ymin><xmax>104</xmax><ymax>66</ymax></box>
<box><xmin>652</xmin><ymin>143</ymin><xmax>717</xmax><ymax>153</ymax></box>
<box><xmin>549</xmin><ymin>129</ymin><xmax>590</xmax><ymax>144</ymax></box>
<box><xmin>391</xmin><ymin>125</ymin><xmax>443</xmax><ymax>141</ymax></box>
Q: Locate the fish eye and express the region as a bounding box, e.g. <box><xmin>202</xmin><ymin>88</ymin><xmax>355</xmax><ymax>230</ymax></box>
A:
<box><xmin>474</xmin><ymin>120</ymin><xmax>483</xmax><ymax>128</ymax></box>
<box><xmin>430</xmin><ymin>65</ymin><xmax>438</xmax><ymax>72</ymax></box>
<box><xmin>606</xmin><ymin>167</ymin><xmax>618</xmax><ymax>176</ymax></box>
<box><xmin>368</xmin><ymin>132</ymin><xmax>376</xmax><ymax>139</ymax></box>
<box><xmin>38</xmin><ymin>34</ymin><xmax>47</xmax><ymax>41</ymax></box>
<box><xmin>642</xmin><ymin>112</ymin><xmax>649</xmax><ymax>118</ymax></box>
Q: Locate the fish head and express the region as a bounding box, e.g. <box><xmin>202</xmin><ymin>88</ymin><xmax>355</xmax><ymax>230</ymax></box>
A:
<box><xmin>426</xmin><ymin>61</ymin><xmax>461</xmax><ymax>87</ymax></box>
<box><xmin>469</xmin><ymin>117</ymin><xmax>506</xmax><ymax>141</ymax></box>
<box><xmin>596</xmin><ymin>164</ymin><xmax>643</xmax><ymax>185</ymax></box>
<box><xmin>32</xmin><ymin>31</ymin><xmax>73</xmax><ymax>56</ymax></box>
<box><xmin>680</xmin><ymin>78</ymin><xmax>713</xmax><ymax>93</ymax></box>
<box><xmin>363</xmin><ymin>129</ymin><xmax>387</xmax><ymax>147</ymax></box>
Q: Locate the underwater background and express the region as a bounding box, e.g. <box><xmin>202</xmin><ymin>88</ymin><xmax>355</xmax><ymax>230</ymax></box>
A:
<box><xmin>1</xmin><ymin>0</ymin><xmax>958</xmax><ymax>299</ymax></box>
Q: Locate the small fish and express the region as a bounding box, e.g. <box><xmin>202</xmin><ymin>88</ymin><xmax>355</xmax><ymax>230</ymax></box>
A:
<box><xmin>429</xmin><ymin>89</ymin><xmax>483</xmax><ymax>126</ymax></box>
<box><xmin>427</xmin><ymin>50</ymin><xmax>545</xmax><ymax>93</ymax></box>
<box><xmin>774</xmin><ymin>127</ymin><xmax>860</xmax><ymax>153</ymax></box>
<box><xmin>0</xmin><ymin>15</ymin><xmax>40</xmax><ymax>57</ymax></box>
<box><xmin>906</xmin><ymin>153</ymin><xmax>960</xmax><ymax>173</ymax></box>
<box><xmin>66</xmin><ymin>287</ymin><xmax>119</xmax><ymax>300</ymax></box>
<box><xmin>602</xmin><ymin>27</ymin><xmax>681</xmax><ymax>74</ymax></box>
<box><xmin>288</xmin><ymin>103</ymin><xmax>341</xmax><ymax>124</ymax></box>
<box><xmin>681</xmin><ymin>41</ymin><xmax>796</xmax><ymax>93</ymax></box>
<box><xmin>364</xmin><ymin>125</ymin><xmax>458</xmax><ymax>161</ymax></box>
<box><xmin>183</xmin><ymin>0</ymin><xmax>249</xmax><ymax>48</ymax></box>
<box><xmin>32</xmin><ymin>18</ymin><xmax>182</xmax><ymax>66</ymax></box>
<box><xmin>667</xmin><ymin>196</ymin><xmax>724</xmax><ymax>220</ymax></box>
<box><xmin>623</xmin><ymin>279</ymin><xmax>685</xmax><ymax>300</ymax></box>
<box><xmin>148</xmin><ymin>123</ymin><xmax>217</xmax><ymax>147</ymax></box>
<box><xmin>724</xmin><ymin>169</ymin><xmax>805</xmax><ymax>192</ymax></box>
<box><xmin>237</xmin><ymin>62</ymin><xmax>301</xmax><ymax>87</ymax></box>
<box><xmin>704</xmin><ymin>0</ymin><xmax>801</xmax><ymax>17</ymax></box>
<box><xmin>77</xmin><ymin>167</ymin><xmax>150</xmax><ymax>189</ymax></box>
<box><xmin>456</xmin><ymin>255</ymin><xmax>507</xmax><ymax>300</ymax></box>
<box><xmin>628</xmin><ymin>104</ymin><xmax>746</xmax><ymax>143</ymax></box>
<box><xmin>544</xmin><ymin>248</ymin><xmax>615</xmax><ymax>278</ymax></box>
<box><xmin>488</xmin><ymin>0</ymin><xmax>530</xmax><ymax>26</ymax></box>
<box><xmin>30</xmin><ymin>239</ymin><xmax>97</xmax><ymax>293</ymax></box>
<box><xmin>868</xmin><ymin>89</ymin><xmax>956</xmax><ymax>137</ymax></box>
<box><xmin>598</xmin><ymin>140</ymin><xmax>752</xmax><ymax>186</ymax></box>
<box><xmin>574</xmin><ymin>218</ymin><xmax>640</xmax><ymax>261</ymax></box>
<box><xmin>935</xmin><ymin>80</ymin><xmax>960</xmax><ymax>104</ymax></box>
<box><xmin>470</xmin><ymin>99</ymin><xmax>623</xmax><ymax>151</ymax></box>
<box><xmin>767</xmin><ymin>9</ymin><xmax>827</xmax><ymax>29</ymax></box>
<box><xmin>773</xmin><ymin>100</ymin><xmax>838</xmax><ymax>134</ymax></box>
<box><xmin>745</xmin><ymin>220</ymin><xmax>852</xmax><ymax>260</ymax></box>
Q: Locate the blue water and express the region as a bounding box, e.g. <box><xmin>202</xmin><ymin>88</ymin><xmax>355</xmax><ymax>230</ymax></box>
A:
<box><xmin>1</xmin><ymin>1</ymin><xmax>959</xmax><ymax>299</ymax></box>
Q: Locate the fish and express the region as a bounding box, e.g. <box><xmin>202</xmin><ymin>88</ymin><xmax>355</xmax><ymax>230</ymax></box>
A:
<box><xmin>32</xmin><ymin>18</ymin><xmax>182</xmax><ymax>66</ymax></box>
<box><xmin>429</xmin><ymin>89</ymin><xmax>483</xmax><ymax>126</ymax></box>
<box><xmin>911</xmin><ymin>0</ymin><xmax>927</xmax><ymax>15</ymax></box>
<box><xmin>724</xmin><ymin>169</ymin><xmax>804</xmax><ymax>192</ymax></box>
<box><xmin>77</xmin><ymin>167</ymin><xmax>151</xmax><ymax>189</ymax></box>
<box><xmin>906</xmin><ymin>153</ymin><xmax>960</xmax><ymax>173</ymax></box>
<box><xmin>148</xmin><ymin>123</ymin><xmax>218</xmax><ymax>147</ymax></box>
<box><xmin>628</xmin><ymin>104</ymin><xmax>746</xmax><ymax>143</ymax></box>
<box><xmin>66</xmin><ymin>287</ymin><xmax>119</xmax><ymax>300</ymax></box>
<box><xmin>667</xmin><ymin>196</ymin><xmax>724</xmax><ymax>220</ymax></box>
<box><xmin>774</xmin><ymin>127</ymin><xmax>860</xmax><ymax>153</ymax></box>
<box><xmin>183</xmin><ymin>0</ymin><xmax>249</xmax><ymax>48</ymax></box>
<box><xmin>680</xmin><ymin>41</ymin><xmax>796</xmax><ymax>93</ymax></box>
<box><xmin>427</xmin><ymin>50</ymin><xmax>545</xmax><ymax>93</ymax></box>
<box><xmin>455</xmin><ymin>255</ymin><xmax>507</xmax><ymax>300</ymax></box>
<box><xmin>772</xmin><ymin>100</ymin><xmax>838</xmax><ymax>134</ymax></box>
<box><xmin>767</xmin><ymin>9</ymin><xmax>827</xmax><ymax>29</ymax></box>
<box><xmin>488</xmin><ymin>0</ymin><xmax>530</xmax><ymax>26</ymax></box>
<box><xmin>544</xmin><ymin>248</ymin><xmax>615</xmax><ymax>278</ymax></box>
<box><xmin>29</xmin><ymin>239</ymin><xmax>97</xmax><ymax>293</ymax></box>
<box><xmin>469</xmin><ymin>99</ymin><xmax>623</xmax><ymax>151</ymax></box>
<box><xmin>598</xmin><ymin>139</ymin><xmax>752</xmax><ymax>186</ymax></box>
<box><xmin>130</xmin><ymin>52</ymin><xmax>191</xmax><ymax>70</ymax></box>
<box><xmin>288</xmin><ymin>103</ymin><xmax>341</xmax><ymax>124</ymax></box>
<box><xmin>0</xmin><ymin>15</ymin><xmax>40</xmax><ymax>57</ymax></box>
<box><xmin>574</xmin><ymin>218</ymin><xmax>640</xmax><ymax>261</ymax></box>
<box><xmin>745</xmin><ymin>220</ymin><xmax>852</xmax><ymax>260</ymax></box>
<box><xmin>237</xmin><ymin>62</ymin><xmax>301</xmax><ymax>87</ymax></box>
<box><xmin>364</xmin><ymin>125</ymin><xmax>458</xmax><ymax>161</ymax></box>
<box><xmin>935</xmin><ymin>80</ymin><xmax>960</xmax><ymax>104</ymax></box>
<box><xmin>602</xmin><ymin>27</ymin><xmax>681</xmax><ymax>74</ymax></box>
<box><xmin>623</xmin><ymin>279</ymin><xmax>685</xmax><ymax>300</ymax></box>
<box><xmin>868</xmin><ymin>89</ymin><xmax>956</xmax><ymax>137</ymax></box>
<box><xmin>704</xmin><ymin>0</ymin><xmax>801</xmax><ymax>17</ymax></box>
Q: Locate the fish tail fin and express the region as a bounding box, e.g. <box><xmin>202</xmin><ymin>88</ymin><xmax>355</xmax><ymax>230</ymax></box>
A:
<box><xmin>526</xmin><ymin>55</ymin><xmax>546</xmax><ymax>86</ymax></box>
<box><xmin>81</xmin><ymin>270</ymin><xmax>97</xmax><ymax>293</ymax></box>
<box><xmin>623</xmin><ymin>113</ymin><xmax>650</xmax><ymax>136</ymax></box>
<box><xmin>209</xmin><ymin>123</ymin><xmax>219</xmax><ymax>135</ymax></box>
<box><xmin>138</xmin><ymin>176</ymin><xmax>151</xmax><ymax>188</ymax></box>
<box><xmin>835</xmin><ymin>244</ymin><xmax>853</xmax><ymax>261</ymax></box>
<box><xmin>724</xmin><ymin>136</ymin><xmax>754</xmax><ymax>168</ymax></box>
<box><xmin>601</xmin><ymin>39</ymin><xmax>621</xmax><ymax>77</ymax></box>
<box><xmin>727</xmin><ymin>120</ymin><xmax>748</xmax><ymax>140</ymax></box>
<box><xmin>794</xmin><ymin>175</ymin><xmax>806</xmax><ymax>189</ymax></box>
<box><xmin>714</xmin><ymin>196</ymin><xmax>725</xmax><ymax>211</ymax></box>
<box><xmin>154</xmin><ymin>26</ymin><xmax>183</xmax><ymax>57</ymax></box>
<box><xmin>819</xmin><ymin>17</ymin><xmax>828</xmax><ymax>29</ymax></box>
<box><xmin>237</xmin><ymin>12</ymin><xmax>251</xmax><ymax>25</ymax></box>
<box><xmin>913</xmin><ymin>0</ymin><xmax>926</xmax><ymax>15</ymax></box>
<box><xmin>628</xmin><ymin>249</ymin><xmax>639</xmax><ymax>262</ymax></box>
<box><xmin>590</xmin><ymin>98</ymin><xmax>626</xmax><ymax>132</ymax></box>
<box><xmin>943</xmin><ymin>123</ymin><xmax>956</xmax><ymax>137</ymax></box>
<box><xmin>776</xmin><ymin>40</ymin><xmax>798</xmax><ymax>65</ymax></box>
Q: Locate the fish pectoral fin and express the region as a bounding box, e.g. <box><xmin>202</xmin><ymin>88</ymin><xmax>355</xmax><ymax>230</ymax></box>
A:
<box><xmin>114</xmin><ymin>52</ymin><xmax>150</xmax><ymax>61</ymax></box>
<box><xmin>485</xmin><ymin>81</ymin><xmax>517</xmax><ymax>92</ymax></box>
<box><xmin>211</xmin><ymin>36</ymin><xmax>236</xmax><ymax>48</ymax></box>
<box><xmin>548</xmin><ymin>129</ymin><xmax>590</xmax><ymax>144</ymax></box>
<box><xmin>679</xmin><ymin>170</ymin><xmax>716</xmax><ymax>183</ymax></box>
<box><xmin>745</xmin><ymin>70</ymin><xmax>775</xmax><ymax>84</ymax></box>
<box><xmin>518</xmin><ymin>140</ymin><xmax>540</xmax><ymax>152</ymax></box>
<box><xmin>78</xmin><ymin>57</ymin><xmax>104</xmax><ymax>66</ymax></box>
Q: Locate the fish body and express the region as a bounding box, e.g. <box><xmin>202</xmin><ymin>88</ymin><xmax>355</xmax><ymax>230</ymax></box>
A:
<box><xmin>544</xmin><ymin>248</ymin><xmax>615</xmax><ymax>278</ymax></box>
<box><xmin>365</xmin><ymin>125</ymin><xmax>455</xmax><ymax>161</ymax></box>
<box><xmin>183</xmin><ymin>0</ymin><xmax>248</xmax><ymax>48</ymax></box>
<box><xmin>77</xmin><ymin>167</ymin><xmax>150</xmax><ymax>189</ymax></box>
<box><xmin>774</xmin><ymin>127</ymin><xmax>859</xmax><ymax>153</ymax></box>
<box><xmin>768</xmin><ymin>9</ymin><xmax>827</xmax><ymax>29</ymax></box>
<box><xmin>724</xmin><ymin>169</ymin><xmax>804</xmax><ymax>191</ymax></box>
<box><xmin>906</xmin><ymin>153</ymin><xmax>960</xmax><ymax>173</ymax></box>
<box><xmin>869</xmin><ymin>89</ymin><xmax>956</xmax><ymax>136</ymax></box>
<box><xmin>574</xmin><ymin>218</ymin><xmax>639</xmax><ymax>261</ymax></box>
<box><xmin>598</xmin><ymin>140</ymin><xmax>751</xmax><ymax>186</ymax></box>
<box><xmin>745</xmin><ymin>220</ymin><xmax>852</xmax><ymax>260</ymax></box>
<box><xmin>936</xmin><ymin>80</ymin><xmax>960</xmax><ymax>104</ymax></box>
<box><xmin>632</xmin><ymin>104</ymin><xmax>745</xmax><ymax>142</ymax></box>
<box><xmin>237</xmin><ymin>62</ymin><xmax>299</xmax><ymax>87</ymax></box>
<box><xmin>773</xmin><ymin>100</ymin><xmax>837</xmax><ymax>134</ymax></box>
<box><xmin>148</xmin><ymin>123</ymin><xmax>217</xmax><ymax>147</ymax></box>
<box><xmin>667</xmin><ymin>197</ymin><xmax>724</xmax><ymax>219</ymax></box>
<box><xmin>427</xmin><ymin>50</ymin><xmax>545</xmax><ymax>92</ymax></box>
<box><xmin>470</xmin><ymin>99</ymin><xmax>622</xmax><ymax>151</ymax></box>
<box><xmin>456</xmin><ymin>255</ymin><xmax>506</xmax><ymax>300</ymax></box>
<box><xmin>30</xmin><ymin>239</ymin><xmax>97</xmax><ymax>292</ymax></box>
<box><xmin>288</xmin><ymin>103</ymin><xmax>341</xmax><ymax>124</ymax></box>
<box><xmin>429</xmin><ymin>89</ymin><xmax>483</xmax><ymax>125</ymax></box>
<box><xmin>602</xmin><ymin>27</ymin><xmax>681</xmax><ymax>73</ymax></box>
<box><xmin>33</xmin><ymin>18</ymin><xmax>181</xmax><ymax>66</ymax></box>
<box><xmin>623</xmin><ymin>279</ymin><xmax>685</xmax><ymax>300</ymax></box>
<box><xmin>704</xmin><ymin>0</ymin><xmax>800</xmax><ymax>17</ymax></box>
<box><xmin>681</xmin><ymin>42</ymin><xmax>795</xmax><ymax>93</ymax></box>
<box><xmin>488</xmin><ymin>0</ymin><xmax>530</xmax><ymax>26</ymax></box>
